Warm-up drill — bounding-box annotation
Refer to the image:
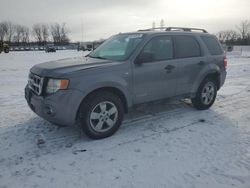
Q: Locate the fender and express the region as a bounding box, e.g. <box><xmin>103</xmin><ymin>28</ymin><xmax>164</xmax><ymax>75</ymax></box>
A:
<box><xmin>73</xmin><ymin>76</ymin><xmax>133</xmax><ymax>117</ymax></box>
<box><xmin>190</xmin><ymin>63</ymin><xmax>220</xmax><ymax>94</ymax></box>
<box><xmin>81</xmin><ymin>81</ymin><xmax>131</xmax><ymax>105</ymax></box>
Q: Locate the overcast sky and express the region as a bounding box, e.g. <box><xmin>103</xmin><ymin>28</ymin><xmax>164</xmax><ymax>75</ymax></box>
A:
<box><xmin>0</xmin><ymin>0</ymin><xmax>250</xmax><ymax>41</ymax></box>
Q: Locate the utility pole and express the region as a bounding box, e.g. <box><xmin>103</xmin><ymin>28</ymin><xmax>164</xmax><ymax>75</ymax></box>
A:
<box><xmin>152</xmin><ymin>21</ymin><xmax>156</xmax><ymax>29</ymax></box>
<box><xmin>81</xmin><ymin>18</ymin><xmax>84</xmax><ymax>43</ymax></box>
<box><xmin>160</xmin><ymin>19</ymin><xmax>165</xmax><ymax>30</ymax></box>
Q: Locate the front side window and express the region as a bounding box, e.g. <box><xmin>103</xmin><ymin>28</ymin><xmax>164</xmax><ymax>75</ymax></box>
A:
<box><xmin>139</xmin><ymin>36</ymin><xmax>174</xmax><ymax>62</ymax></box>
<box><xmin>88</xmin><ymin>34</ymin><xmax>144</xmax><ymax>61</ymax></box>
<box><xmin>174</xmin><ymin>35</ymin><xmax>201</xmax><ymax>58</ymax></box>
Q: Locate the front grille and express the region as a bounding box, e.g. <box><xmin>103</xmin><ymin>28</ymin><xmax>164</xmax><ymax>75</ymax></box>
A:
<box><xmin>28</xmin><ymin>73</ymin><xmax>44</xmax><ymax>95</ymax></box>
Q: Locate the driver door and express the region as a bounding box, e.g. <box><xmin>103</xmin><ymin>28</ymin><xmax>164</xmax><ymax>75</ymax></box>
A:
<box><xmin>132</xmin><ymin>35</ymin><xmax>179</xmax><ymax>104</ymax></box>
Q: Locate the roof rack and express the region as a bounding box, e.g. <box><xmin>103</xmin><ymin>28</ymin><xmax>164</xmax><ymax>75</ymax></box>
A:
<box><xmin>165</xmin><ymin>27</ymin><xmax>208</xmax><ymax>33</ymax></box>
<box><xmin>138</xmin><ymin>27</ymin><xmax>208</xmax><ymax>33</ymax></box>
<box><xmin>138</xmin><ymin>27</ymin><xmax>166</xmax><ymax>31</ymax></box>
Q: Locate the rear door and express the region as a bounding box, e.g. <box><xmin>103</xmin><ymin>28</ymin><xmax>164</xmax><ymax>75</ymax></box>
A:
<box><xmin>200</xmin><ymin>35</ymin><xmax>225</xmax><ymax>69</ymax></box>
<box><xmin>132</xmin><ymin>35</ymin><xmax>179</xmax><ymax>104</ymax></box>
<box><xmin>173</xmin><ymin>35</ymin><xmax>205</xmax><ymax>95</ymax></box>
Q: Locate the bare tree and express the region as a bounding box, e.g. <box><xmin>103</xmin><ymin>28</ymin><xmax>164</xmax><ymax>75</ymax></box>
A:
<box><xmin>6</xmin><ymin>22</ymin><xmax>15</xmax><ymax>43</ymax></box>
<box><xmin>32</xmin><ymin>23</ymin><xmax>50</xmax><ymax>44</ymax></box>
<box><xmin>217</xmin><ymin>30</ymin><xmax>239</xmax><ymax>43</ymax></box>
<box><xmin>50</xmin><ymin>23</ymin><xmax>61</xmax><ymax>43</ymax></box>
<box><xmin>12</xmin><ymin>24</ymin><xmax>29</xmax><ymax>44</ymax></box>
<box><xmin>32</xmin><ymin>23</ymin><xmax>43</xmax><ymax>44</ymax></box>
<box><xmin>216</xmin><ymin>31</ymin><xmax>226</xmax><ymax>42</ymax></box>
<box><xmin>50</xmin><ymin>22</ymin><xmax>70</xmax><ymax>44</ymax></box>
<box><xmin>21</xmin><ymin>26</ymin><xmax>30</xmax><ymax>43</ymax></box>
<box><xmin>13</xmin><ymin>24</ymin><xmax>23</xmax><ymax>43</ymax></box>
<box><xmin>0</xmin><ymin>22</ymin><xmax>8</xmax><ymax>41</ymax></box>
<box><xmin>60</xmin><ymin>23</ymin><xmax>70</xmax><ymax>44</ymax></box>
<box><xmin>1</xmin><ymin>21</ymin><xmax>71</xmax><ymax>45</ymax></box>
<box><xmin>41</xmin><ymin>24</ymin><xmax>49</xmax><ymax>43</ymax></box>
<box><xmin>237</xmin><ymin>20</ymin><xmax>250</xmax><ymax>40</ymax></box>
<box><xmin>228</xmin><ymin>30</ymin><xmax>239</xmax><ymax>42</ymax></box>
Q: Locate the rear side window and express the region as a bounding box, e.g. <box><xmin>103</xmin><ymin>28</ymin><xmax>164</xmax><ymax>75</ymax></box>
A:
<box><xmin>174</xmin><ymin>35</ymin><xmax>201</xmax><ymax>58</ymax></box>
<box><xmin>201</xmin><ymin>36</ymin><xmax>223</xmax><ymax>55</ymax></box>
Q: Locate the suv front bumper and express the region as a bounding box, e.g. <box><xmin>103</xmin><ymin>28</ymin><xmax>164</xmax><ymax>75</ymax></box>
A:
<box><xmin>25</xmin><ymin>85</ymin><xmax>84</xmax><ymax>126</ymax></box>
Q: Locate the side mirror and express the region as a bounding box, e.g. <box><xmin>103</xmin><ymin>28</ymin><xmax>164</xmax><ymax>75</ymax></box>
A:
<box><xmin>135</xmin><ymin>52</ymin><xmax>154</xmax><ymax>64</ymax></box>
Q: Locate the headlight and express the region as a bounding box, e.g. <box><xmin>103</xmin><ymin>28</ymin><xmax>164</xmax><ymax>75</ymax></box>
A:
<box><xmin>46</xmin><ymin>79</ymin><xmax>69</xmax><ymax>94</ymax></box>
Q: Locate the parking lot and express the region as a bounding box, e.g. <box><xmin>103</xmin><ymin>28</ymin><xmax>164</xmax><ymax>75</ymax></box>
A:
<box><xmin>0</xmin><ymin>51</ymin><xmax>250</xmax><ymax>188</ymax></box>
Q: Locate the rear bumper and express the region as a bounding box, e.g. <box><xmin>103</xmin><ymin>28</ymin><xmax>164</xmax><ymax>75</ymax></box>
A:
<box><xmin>25</xmin><ymin>85</ymin><xmax>84</xmax><ymax>126</ymax></box>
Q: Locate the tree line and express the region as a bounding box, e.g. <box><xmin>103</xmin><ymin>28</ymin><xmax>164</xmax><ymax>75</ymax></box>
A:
<box><xmin>152</xmin><ymin>19</ymin><xmax>250</xmax><ymax>46</ymax></box>
<box><xmin>216</xmin><ymin>20</ymin><xmax>250</xmax><ymax>45</ymax></box>
<box><xmin>2</xmin><ymin>19</ymin><xmax>250</xmax><ymax>46</ymax></box>
<box><xmin>0</xmin><ymin>21</ymin><xmax>70</xmax><ymax>46</ymax></box>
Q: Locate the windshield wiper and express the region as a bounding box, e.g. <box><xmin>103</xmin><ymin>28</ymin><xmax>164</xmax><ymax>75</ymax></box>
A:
<box><xmin>88</xmin><ymin>55</ymin><xmax>107</xmax><ymax>60</ymax></box>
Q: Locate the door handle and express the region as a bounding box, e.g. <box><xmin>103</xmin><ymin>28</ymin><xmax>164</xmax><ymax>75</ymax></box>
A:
<box><xmin>164</xmin><ymin>65</ymin><xmax>175</xmax><ymax>70</ymax></box>
<box><xmin>198</xmin><ymin>61</ymin><xmax>206</xmax><ymax>66</ymax></box>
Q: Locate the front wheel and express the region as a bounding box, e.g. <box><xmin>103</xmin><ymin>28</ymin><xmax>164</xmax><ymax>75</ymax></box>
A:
<box><xmin>79</xmin><ymin>91</ymin><xmax>124</xmax><ymax>139</ymax></box>
<box><xmin>191</xmin><ymin>78</ymin><xmax>217</xmax><ymax>110</ymax></box>
<box><xmin>4</xmin><ymin>47</ymin><xmax>9</xmax><ymax>53</ymax></box>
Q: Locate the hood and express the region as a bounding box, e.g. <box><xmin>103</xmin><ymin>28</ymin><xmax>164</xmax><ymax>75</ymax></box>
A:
<box><xmin>30</xmin><ymin>56</ymin><xmax>119</xmax><ymax>77</ymax></box>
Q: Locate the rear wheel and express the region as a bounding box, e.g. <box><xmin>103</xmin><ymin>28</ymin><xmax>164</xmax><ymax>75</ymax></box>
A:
<box><xmin>191</xmin><ymin>78</ymin><xmax>217</xmax><ymax>110</ymax></box>
<box><xmin>79</xmin><ymin>91</ymin><xmax>124</xmax><ymax>139</ymax></box>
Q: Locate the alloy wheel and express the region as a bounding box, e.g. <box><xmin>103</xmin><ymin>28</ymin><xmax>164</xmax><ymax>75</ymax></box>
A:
<box><xmin>89</xmin><ymin>101</ymin><xmax>118</xmax><ymax>132</ymax></box>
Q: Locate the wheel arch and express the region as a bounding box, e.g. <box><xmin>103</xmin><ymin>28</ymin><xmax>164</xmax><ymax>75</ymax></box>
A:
<box><xmin>191</xmin><ymin>70</ymin><xmax>221</xmax><ymax>96</ymax></box>
<box><xmin>76</xmin><ymin>86</ymin><xmax>129</xmax><ymax>122</ymax></box>
<box><xmin>203</xmin><ymin>72</ymin><xmax>221</xmax><ymax>90</ymax></box>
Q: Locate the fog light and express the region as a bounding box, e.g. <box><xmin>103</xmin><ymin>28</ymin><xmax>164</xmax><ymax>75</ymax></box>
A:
<box><xmin>44</xmin><ymin>106</ymin><xmax>55</xmax><ymax>116</ymax></box>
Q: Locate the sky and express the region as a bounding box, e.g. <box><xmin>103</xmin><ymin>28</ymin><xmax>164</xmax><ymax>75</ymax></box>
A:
<box><xmin>0</xmin><ymin>0</ymin><xmax>250</xmax><ymax>41</ymax></box>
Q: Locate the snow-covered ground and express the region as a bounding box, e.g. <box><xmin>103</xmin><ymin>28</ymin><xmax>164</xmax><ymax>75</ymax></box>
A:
<box><xmin>0</xmin><ymin>50</ymin><xmax>250</xmax><ymax>188</ymax></box>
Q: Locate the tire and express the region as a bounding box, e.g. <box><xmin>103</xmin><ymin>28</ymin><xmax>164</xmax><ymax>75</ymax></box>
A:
<box><xmin>4</xmin><ymin>47</ymin><xmax>9</xmax><ymax>53</ymax></box>
<box><xmin>78</xmin><ymin>91</ymin><xmax>124</xmax><ymax>139</ymax></box>
<box><xmin>191</xmin><ymin>78</ymin><xmax>217</xmax><ymax>110</ymax></box>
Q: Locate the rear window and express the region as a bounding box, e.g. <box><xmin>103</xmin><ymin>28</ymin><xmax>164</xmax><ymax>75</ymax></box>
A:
<box><xmin>201</xmin><ymin>36</ymin><xmax>223</xmax><ymax>55</ymax></box>
<box><xmin>174</xmin><ymin>35</ymin><xmax>201</xmax><ymax>58</ymax></box>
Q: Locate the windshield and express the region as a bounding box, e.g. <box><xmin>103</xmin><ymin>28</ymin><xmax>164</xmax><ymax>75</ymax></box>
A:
<box><xmin>88</xmin><ymin>34</ymin><xmax>144</xmax><ymax>61</ymax></box>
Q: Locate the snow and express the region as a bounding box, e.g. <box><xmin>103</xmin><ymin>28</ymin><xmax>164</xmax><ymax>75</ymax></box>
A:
<box><xmin>0</xmin><ymin>50</ymin><xmax>250</xmax><ymax>188</ymax></box>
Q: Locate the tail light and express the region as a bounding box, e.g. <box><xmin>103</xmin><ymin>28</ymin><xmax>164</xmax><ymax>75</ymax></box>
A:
<box><xmin>223</xmin><ymin>56</ymin><xmax>227</xmax><ymax>70</ymax></box>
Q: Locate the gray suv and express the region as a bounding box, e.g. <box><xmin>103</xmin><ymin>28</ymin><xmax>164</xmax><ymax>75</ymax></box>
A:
<box><xmin>25</xmin><ymin>27</ymin><xmax>227</xmax><ymax>139</ymax></box>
